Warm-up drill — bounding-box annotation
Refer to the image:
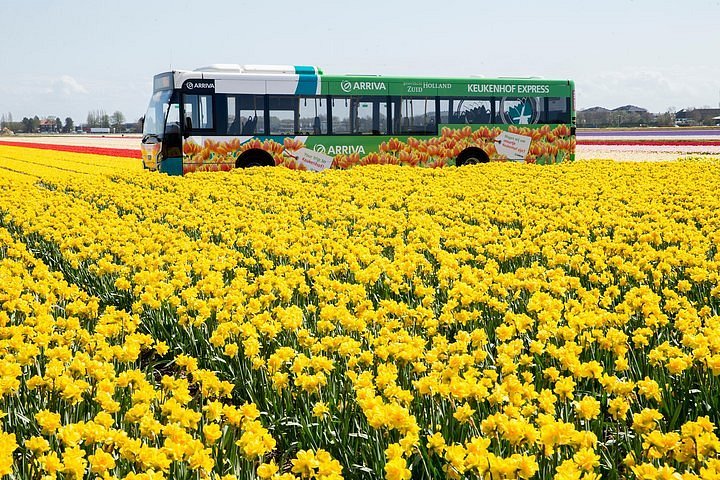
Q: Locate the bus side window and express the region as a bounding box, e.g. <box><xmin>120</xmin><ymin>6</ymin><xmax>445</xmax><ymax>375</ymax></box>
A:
<box><xmin>350</xmin><ymin>98</ymin><xmax>374</xmax><ymax>135</ymax></box>
<box><xmin>331</xmin><ymin>97</ymin><xmax>351</xmax><ymax>135</ymax></box>
<box><xmin>546</xmin><ymin>97</ymin><xmax>570</xmax><ymax>123</ymax></box>
<box><xmin>299</xmin><ymin>97</ymin><xmax>327</xmax><ymax>135</ymax></box>
<box><xmin>268</xmin><ymin>95</ymin><xmax>298</xmax><ymax>135</ymax></box>
<box><xmin>183</xmin><ymin>94</ymin><xmax>214</xmax><ymax>130</ymax></box>
<box><xmin>397</xmin><ymin>97</ymin><xmax>437</xmax><ymax>134</ymax></box>
<box><xmin>439</xmin><ymin>99</ymin><xmax>450</xmax><ymax>124</ymax></box>
<box><xmin>238</xmin><ymin>95</ymin><xmax>265</xmax><ymax>135</ymax></box>
<box><xmin>226</xmin><ymin>96</ymin><xmax>242</xmax><ymax>135</ymax></box>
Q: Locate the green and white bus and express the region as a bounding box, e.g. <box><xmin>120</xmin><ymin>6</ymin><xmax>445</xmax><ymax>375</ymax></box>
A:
<box><xmin>141</xmin><ymin>64</ymin><xmax>575</xmax><ymax>175</ymax></box>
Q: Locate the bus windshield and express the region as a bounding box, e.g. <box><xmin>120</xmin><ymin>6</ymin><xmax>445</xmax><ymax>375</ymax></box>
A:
<box><xmin>142</xmin><ymin>90</ymin><xmax>172</xmax><ymax>138</ymax></box>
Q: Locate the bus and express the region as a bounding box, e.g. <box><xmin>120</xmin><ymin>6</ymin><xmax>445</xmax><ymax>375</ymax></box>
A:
<box><xmin>141</xmin><ymin>65</ymin><xmax>575</xmax><ymax>175</ymax></box>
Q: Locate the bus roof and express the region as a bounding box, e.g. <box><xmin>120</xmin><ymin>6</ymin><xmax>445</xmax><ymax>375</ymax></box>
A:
<box><xmin>156</xmin><ymin>66</ymin><xmax>573</xmax><ymax>98</ymax></box>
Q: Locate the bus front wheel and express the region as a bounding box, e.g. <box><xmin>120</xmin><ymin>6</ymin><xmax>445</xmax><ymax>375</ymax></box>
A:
<box><xmin>456</xmin><ymin>147</ymin><xmax>489</xmax><ymax>166</ymax></box>
<box><xmin>236</xmin><ymin>149</ymin><xmax>275</xmax><ymax>168</ymax></box>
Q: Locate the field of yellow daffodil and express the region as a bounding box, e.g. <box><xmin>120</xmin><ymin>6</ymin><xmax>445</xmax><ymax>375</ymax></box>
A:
<box><xmin>1</xmin><ymin>144</ymin><xmax>720</xmax><ymax>480</ymax></box>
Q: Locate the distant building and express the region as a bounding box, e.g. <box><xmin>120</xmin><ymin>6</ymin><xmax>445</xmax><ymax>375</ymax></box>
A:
<box><xmin>612</xmin><ymin>105</ymin><xmax>648</xmax><ymax>114</ymax></box>
<box><xmin>38</xmin><ymin>117</ymin><xmax>60</xmax><ymax>133</ymax></box>
<box><xmin>578</xmin><ymin>105</ymin><xmax>652</xmax><ymax>127</ymax></box>
<box><xmin>582</xmin><ymin>106</ymin><xmax>611</xmax><ymax>114</ymax></box>
<box><xmin>577</xmin><ymin>107</ymin><xmax>612</xmax><ymax>127</ymax></box>
<box><xmin>675</xmin><ymin>108</ymin><xmax>720</xmax><ymax>126</ymax></box>
<box><xmin>611</xmin><ymin>106</ymin><xmax>652</xmax><ymax>127</ymax></box>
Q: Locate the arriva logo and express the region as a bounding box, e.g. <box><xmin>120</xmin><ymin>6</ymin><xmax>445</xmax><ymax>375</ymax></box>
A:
<box><xmin>185</xmin><ymin>81</ymin><xmax>215</xmax><ymax>90</ymax></box>
<box><xmin>314</xmin><ymin>144</ymin><xmax>366</xmax><ymax>155</ymax></box>
<box><xmin>340</xmin><ymin>81</ymin><xmax>387</xmax><ymax>93</ymax></box>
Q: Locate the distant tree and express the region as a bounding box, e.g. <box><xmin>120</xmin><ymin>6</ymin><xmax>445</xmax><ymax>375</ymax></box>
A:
<box><xmin>111</xmin><ymin>111</ymin><xmax>126</xmax><ymax>131</ymax></box>
<box><xmin>5</xmin><ymin>122</ymin><xmax>21</xmax><ymax>133</ymax></box>
<box><xmin>578</xmin><ymin>109</ymin><xmax>613</xmax><ymax>128</ymax></box>
<box><xmin>21</xmin><ymin>117</ymin><xmax>32</xmax><ymax>133</ymax></box>
<box><xmin>32</xmin><ymin>116</ymin><xmax>40</xmax><ymax>133</ymax></box>
<box><xmin>652</xmin><ymin>107</ymin><xmax>676</xmax><ymax>127</ymax></box>
<box><xmin>86</xmin><ymin>109</ymin><xmax>109</xmax><ymax>128</ymax></box>
<box><xmin>55</xmin><ymin>117</ymin><xmax>63</xmax><ymax>132</ymax></box>
<box><xmin>0</xmin><ymin>114</ymin><xmax>5</xmax><ymax>128</ymax></box>
<box><xmin>63</xmin><ymin>117</ymin><xmax>74</xmax><ymax>133</ymax></box>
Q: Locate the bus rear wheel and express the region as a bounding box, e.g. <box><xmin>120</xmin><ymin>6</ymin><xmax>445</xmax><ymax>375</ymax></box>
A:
<box><xmin>456</xmin><ymin>147</ymin><xmax>490</xmax><ymax>166</ymax></box>
<box><xmin>236</xmin><ymin>149</ymin><xmax>275</xmax><ymax>168</ymax></box>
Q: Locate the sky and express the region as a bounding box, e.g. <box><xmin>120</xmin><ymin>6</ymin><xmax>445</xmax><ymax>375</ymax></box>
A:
<box><xmin>1</xmin><ymin>0</ymin><xmax>719</xmax><ymax>124</ymax></box>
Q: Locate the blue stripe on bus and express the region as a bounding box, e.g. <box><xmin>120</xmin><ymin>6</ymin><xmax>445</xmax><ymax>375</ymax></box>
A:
<box><xmin>294</xmin><ymin>65</ymin><xmax>317</xmax><ymax>75</ymax></box>
<box><xmin>295</xmin><ymin>75</ymin><xmax>318</xmax><ymax>95</ymax></box>
<box><xmin>160</xmin><ymin>157</ymin><xmax>183</xmax><ymax>176</ymax></box>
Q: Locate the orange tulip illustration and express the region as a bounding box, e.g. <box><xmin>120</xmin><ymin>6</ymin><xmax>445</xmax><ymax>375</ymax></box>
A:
<box><xmin>265</xmin><ymin>140</ymin><xmax>284</xmax><ymax>155</ymax></box>
<box><xmin>226</xmin><ymin>138</ymin><xmax>241</xmax><ymax>151</ymax></box>
<box><xmin>242</xmin><ymin>139</ymin><xmax>263</xmax><ymax>151</ymax></box>
<box><xmin>283</xmin><ymin>138</ymin><xmax>305</xmax><ymax>152</ymax></box>
<box><xmin>183</xmin><ymin>141</ymin><xmax>202</xmax><ymax>156</ymax></box>
<box><xmin>553</xmin><ymin>124</ymin><xmax>571</xmax><ymax>137</ymax></box>
<box><xmin>529</xmin><ymin>143</ymin><xmax>544</xmax><ymax>157</ymax></box>
<box><xmin>179</xmin><ymin>123</ymin><xmax>575</xmax><ymax>171</ymax></box>
<box><xmin>203</xmin><ymin>139</ymin><xmax>222</xmax><ymax>153</ymax></box>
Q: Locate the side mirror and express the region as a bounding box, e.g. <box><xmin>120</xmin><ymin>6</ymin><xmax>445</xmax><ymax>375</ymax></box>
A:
<box><xmin>139</xmin><ymin>116</ymin><xmax>145</xmax><ymax>131</ymax></box>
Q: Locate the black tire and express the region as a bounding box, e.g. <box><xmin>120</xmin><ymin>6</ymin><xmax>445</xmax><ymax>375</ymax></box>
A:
<box><xmin>456</xmin><ymin>147</ymin><xmax>489</xmax><ymax>166</ymax></box>
<box><xmin>236</xmin><ymin>149</ymin><xmax>275</xmax><ymax>168</ymax></box>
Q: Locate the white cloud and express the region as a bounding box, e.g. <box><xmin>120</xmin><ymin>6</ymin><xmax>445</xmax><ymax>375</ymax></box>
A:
<box><xmin>577</xmin><ymin>67</ymin><xmax>720</xmax><ymax>112</ymax></box>
<box><xmin>51</xmin><ymin>75</ymin><xmax>88</xmax><ymax>96</ymax></box>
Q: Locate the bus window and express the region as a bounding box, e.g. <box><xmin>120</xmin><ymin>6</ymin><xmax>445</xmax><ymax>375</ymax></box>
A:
<box><xmin>299</xmin><ymin>97</ymin><xmax>327</xmax><ymax>135</ymax></box>
<box><xmin>331</xmin><ymin>97</ymin><xmax>351</xmax><ymax>135</ymax></box>
<box><xmin>269</xmin><ymin>96</ymin><xmax>297</xmax><ymax>135</ymax></box>
<box><xmin>439</xmin><ymin>99</ymin><xmax>450</xmax><ymax>124</ymax></box>
<box><xmin>164</xmin><ymin>102</ymin><xmax>182</xmax><ymax>157</ymax></box>
<box><xmin>226</xmin><ymin>96</ymin><xmax>239</xmax><ymax>134</ymax></box>
<box><xmin>143</xmin><ymin>90</ymin><xmax>171</xmax><ymax>137</ymax></box>
<box><xmin>351</xmin><ymin>99</ymin><xmax>374</xmax><ymax>135</ymax></box>
<box><xmin>546</xmin><ymin>97</ymin><xmax>571</xmax><ymax>123</ymax></box>
<box><xmin>395</xmin><ymin>98</ymin><xmax>437</xmax><ymax>134</ymax></box>
<box><xmin>376</xmin><ymin>100</ymin><xmax>390</xmax><ymax>135</ymax></box>
<box><xmin>226</xmin><ymin>95</ymin><xmax>266</xmax><ymax>135</ymax></box>
<box><xmin>167</xmin><ymin>102</ymin><xmax>180</xmax><ymax>125</ymax></box>
<box><xmin>184</xmin><ymin>94</ymin><xmax>214</xmax><ymax>130</ymax></box>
